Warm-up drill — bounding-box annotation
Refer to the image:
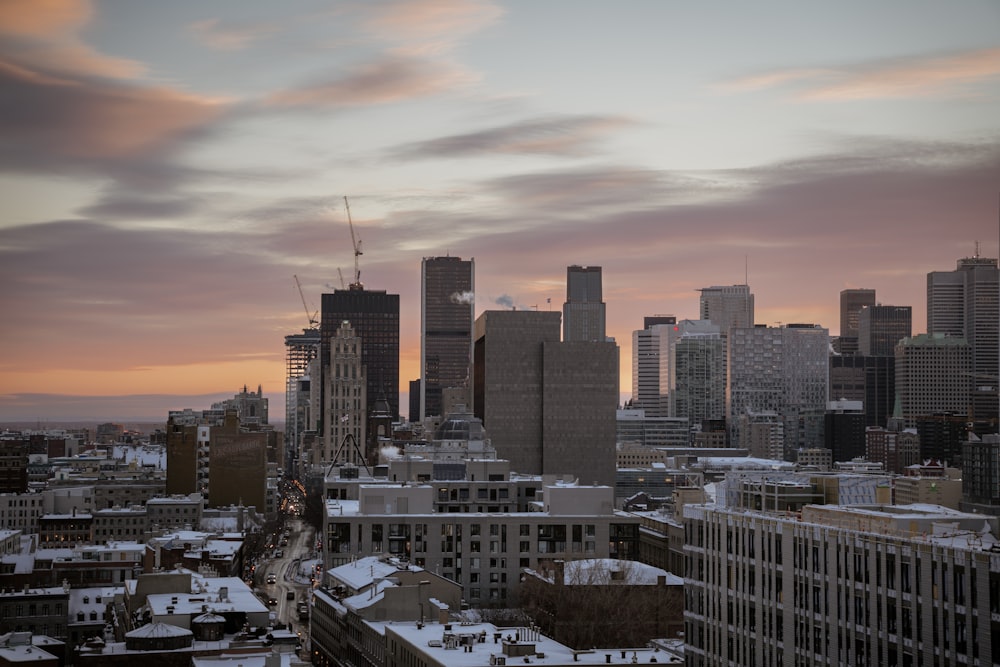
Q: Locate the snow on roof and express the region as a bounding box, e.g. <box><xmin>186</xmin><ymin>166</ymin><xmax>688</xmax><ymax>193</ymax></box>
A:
<box><xmin>126</xmin><ymin>622</ymin><xmax>193</xmax><ymax>639</ymax></box>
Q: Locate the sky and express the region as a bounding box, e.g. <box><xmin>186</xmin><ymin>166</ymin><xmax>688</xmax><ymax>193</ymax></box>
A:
<box><xmin>1</xmin><ymin>0</ymin><xmax>999</xmax><ymax>423</ymax></box>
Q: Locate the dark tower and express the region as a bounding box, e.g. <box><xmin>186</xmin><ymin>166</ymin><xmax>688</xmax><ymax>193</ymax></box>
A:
<box><xmin>421</xmin><ymin>256</ymin><xmax>474</xmax><ymax>420</ymax></box>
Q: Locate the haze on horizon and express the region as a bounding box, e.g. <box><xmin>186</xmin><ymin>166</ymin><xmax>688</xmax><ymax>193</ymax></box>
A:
<box><xmin>1</xmin><ymin>0</ymin><xmax>999</xmax><ymax>422</ymax></box>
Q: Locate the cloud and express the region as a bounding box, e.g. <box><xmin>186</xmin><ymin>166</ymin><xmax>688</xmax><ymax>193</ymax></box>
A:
<box><xmin>0</xmin><ymin>0</ymin><xmax>145</xmax><ymax>79</ymax></box>
<box><xmin>189</xmin><ymin>17</ymin><xmax>280</xmax><ymax>51</ymax></box>
<box><xmin>264</xmin><ymin>53</ymin><xmax>476</xmax><ymax>108</ymax></box>
<box><xmin>721</xmin><ymin>47</ymin><xmax>1000</xmax><ymax>101</ymax></box>
<box><xmin>363</xmin><ymin>0</ymin><xmax>504</xmax><ymax>55</ymax></box>
<box><xmin>393</xmin><ymin>114</ymin><xmax>635</xmax><ymax>159</ymax></box>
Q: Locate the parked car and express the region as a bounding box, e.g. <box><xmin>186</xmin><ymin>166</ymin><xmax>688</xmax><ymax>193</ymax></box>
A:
<box><xmin>286</xmin><ymin>590</ymin><xmax>295</xmax><ymax>600</ymax></box>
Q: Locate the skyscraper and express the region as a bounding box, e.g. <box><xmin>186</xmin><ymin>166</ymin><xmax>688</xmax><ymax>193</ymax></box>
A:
<box><xmin>285</xmin><ymin>327</ymin><xmax>320</xmax><ymax>471</ymax></box>
<box><xmin>473</xmin><ymin>310</ymin><xmax>618</xmax><ymax>484</ymax></box>
<box><xmin>669</xmin><ymin>319</ymin><xmax>725</xmax><ymax>423</ymax></box>
<box><xmin>322</xmin><ymin>320</ymin><xmax>366</xmax><ymax>466</ymax></box>
<box><xmin>858</xmin><ymin>304</ymin><xmax>912</xmax><ymax>356</ymax></box>
<box><xmin>631</xmin><ymin>316</ymin><xmax>675</xmax><ymax>417</ymax></box>
<box><xmin>699</xmin><ymin>284</ymin><xmax>753</xmax><ymax>334</ymax></box>
<box><xmin>421</xmin><ymin>256</ymin><xmax>474</xmax><ymax>420</ymax></box>
<box><xmin>320</xmin><ymin>287</ymin><xmax>400</xmax><ymax>423</ymax></box>
<box><xmin>837</xmin><ymin>288</ymin><xmax>876</xmax><ymax>354</ymax></box>
<box><xmin>727</xmin><ymin>324</ymin><xmax>829</xmax><ymax>458</ymax></box>
<box><xmin>927</xmin><ymin>254</ymin><xmax>999</xmax><ymax>429</ymax></box>
<box><xmin>563</xmin><ymin>265</ymin><xmax>606</xmax><ymax>342</ymax></box>
<box><xmin>473</xmin><ymin>310</ymin><xmax>561</xmax><ymax>476</ymax></box>
<box><xmin>894</xmin><ymin>333</ymin><xmax>970</xmax><ymax>429</ymax></box>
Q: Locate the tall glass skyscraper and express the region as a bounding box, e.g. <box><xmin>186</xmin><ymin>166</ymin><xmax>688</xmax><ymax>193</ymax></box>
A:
<box><xmin>421</xmin><ymin>256</ymin><xmax>474</xmax><ymax>420</ymax></box>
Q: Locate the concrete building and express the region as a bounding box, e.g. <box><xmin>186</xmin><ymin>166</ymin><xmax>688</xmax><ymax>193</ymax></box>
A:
<box><xmin>322</xmin><ymin>479</ymin><xmax>640</xmax><ymax>605</ymax></box>
<box><xmin>865</xmin><ymin>425</ymin><xmax>921</xmax><ymax>475</ymax></box>
<box><xmin>320</xmin><ymin>320</ymin><xmax>367</xmax><ymax>467</ymax></box>
<box><xmin>473</xmin><ymin>310</ymin><xmax>618</xmax><ymax>485</ymax></box>
<box><xmin>927</xmin><ymin>253</ymin><xmax>999</xmax><ymax>429</ymax></box>
<box><xmin>563</xmin><ymin>265</ymin><xmax>606</xmax><ymax>342</ymax></box>
<box><xmin>894</xmin><ymin>333</ymin><xmax>971</xmax><ymax>428</ymax></box>
<box><xmin>421</xmin><ymin>256</ymin><xmax>475</xmax><ymax>420</ymax></box>
<box><xmin>683</xmin><ymin>501</ymin><xmax>1000</xmax><ymax>667</ymax></box>
<box><xmin>698</xmin><ymin>284</ymin><xmax>754</xmax><ymax>335</ymax></box>
<box><xmin>727</xmin><ymin>324</ymin><xmax>829</xmax><ymax>458</ymax></box>
<box><xmin>631</xmin><ymin>318</ymin><xmax>674</xmax><ymax>417</ymax></box>
<box><xmin>668</xmin><ymin>320</ymin><xmax>725</xmax><ymax>423</ymax></box>
<box><xmin>893</xmin><ymin>461</ymin><xmax>962</xmax><ymax>508</ymax></box>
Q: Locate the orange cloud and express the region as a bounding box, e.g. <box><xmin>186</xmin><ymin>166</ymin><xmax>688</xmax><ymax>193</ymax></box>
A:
<box><xmin>364</xmin><ymin>0</ymin><xmax>503</xmax><ymax>50</ymax></box>
<box><xmin>0</xmin><ymin>0</ymin><xmax>144</xmax><ymax>79</ymax></box>
<box><xmin>801</xmin><ymin>48</ymin><xmax>1000</xmax><ymax>100</ymax></box>
<box><xmin>265</xmin><ymin>55</ymin><xmax>476</xmax><ymax>108</ymax></box>
<box><xmin>0</xmin><ymin>0</ymin><xmax>90</xmax><ymax>39</ymax></box>
<box><xmin>721</xmin><ymin>48</ymin><xmax>1000</xmax><ymax>101</ymax></box>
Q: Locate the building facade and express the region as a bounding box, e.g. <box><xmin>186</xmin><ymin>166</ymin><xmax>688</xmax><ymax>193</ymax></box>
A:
<box><xmin>894</xmin><ymin>333</ymin><xmax>971</xmax><ymax>429</ymax></box>
<box><xmin>683</xmin><ymin>502</ymin><xmax>1000</xmax><ymax>667</ymax></box>
<box><xmin>858</xmin><ymin>304</ymin><xmax>912</xmax><ymax>357</ymax></box>
<box><xmin>563</xmin><ymin>265</ymin><xmax>606</xmax><ymax>342</ymax></box>
<box><xmin>698</xmin><ymin>284</ymin><xmax>754</xmax><ymax>335</ymax></box>
<box><xmin>421</xmin><ymin>256</ymin><xmax>475</xmax><ymax>420</ymax></box>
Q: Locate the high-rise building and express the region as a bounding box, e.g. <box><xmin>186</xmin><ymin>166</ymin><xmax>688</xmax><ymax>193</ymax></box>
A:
<box><xmin>961</xmin><ymin>433</ymin><xmax>1000</xmax><ymax>514</ymax></box>
<box><xmin>698</xmin><ymin>284</ymin><xmax>753</xmax><ymax>334</ymax></box>
<box><xmin>474</xmin><ymin>310</ymin><xmax>561</xmax><ymax>476</ymax></box>
<box><xmin>473</xmin><ymin>310</ymin><xmax>618</xmax><ymax>484</ymax></box>
<box><xmin>631</xmin><ymin>316</ymin><xmax>675</xmax><ymax>417</ymax></box>
<box><xmin>420</xmin><ymin>256</ymin><xmax>474</xmax><ymax>420</ymax></box>
<box><xmin>829</xmin><ymin>354</ymin><xmax>896</xmax><ymax>428</ymax></box>
<box><xmin>894</xmin><ymin>333</ymin><xmax>970</xmax><ymax>429</ymax></box>
<box><xmin>563</xmin><ymin>265</ymin><xmax>606</xmax><ymax>342</ymax></box>
<box><xmin>320</xmin><ymin>320</ymin><xmax>366</xmax><ymax>466</ymax></box>
<box><xmin>927</xmin><ymin>254</ymin><xmax>999</xmax><ymax>429</ymax></box>
<box><xmin>683</xmin><ymin>502</ymin><xmax>1000</xmax><ymax>667</ymax></box>
<box><xmin>284</xmin><ymin>327</ymin><xmax>320</xmax><ymax>466</ymax></box>
<box><xmin>824</xmin><ymin>398</ymin><xmax>866</xmax><ymax>462</ymax></box>
<box><xmin>669</xmin><ymin>319</ymin><xmax>725</xmax><ymax>423</ymax></box>
<box><xmin>541</xmin><ymin>340</ymin><xmax>619</xmax><ymax>486</ymax></box>
<box><xmin>858</xmin><ymin>304</ymin><xmax>912</xmax><ymax>357</ymax></box>
<box><xmin>727</xmin><ymin>324</ymin><xmax>829</xmax><ymax>458</ymax></box>
<box><xmin>837</xmin><ymin>288</ymin><xmax>876</xmax><ymax>354</ymax></box>
<box><xmin>320</xmin><ymin>287</ymin><xmax>400</xmax><ymax>422</ymax></box>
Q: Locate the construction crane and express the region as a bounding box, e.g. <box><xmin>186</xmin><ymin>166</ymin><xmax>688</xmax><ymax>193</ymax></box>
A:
<box><xmin>344</xmin><ymin>196</ymin><xmax>362</xmax><ymax>288</ymax></box>
<box><xmin>337</xmin><ymin>267</ymin><xmax>346</xmax><ymax>290</ymax></box>
<box><xmin>293</xmin><ymin>274</ymin><xmax>318</xmax><ymax>329</ymax></box>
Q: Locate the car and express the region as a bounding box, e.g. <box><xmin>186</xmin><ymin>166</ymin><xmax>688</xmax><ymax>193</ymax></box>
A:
<box><xmin>266</xmin><ymin>573</ymin><xmax>277</xmax><ymax>584</ymax></box>
<box><xmin>275</xmin><ymin>549</ymin><xmax>284</xmax><ymax>558</ymax></box>
<box><xmin>286</xmin><ymin>590</ymin><xmax>295</xmax><ymax>600</ymax></box>
<box><xmin>267</xmin><ymin>597</ymin><xmax>278</xmax><ymax>606</ymax></box>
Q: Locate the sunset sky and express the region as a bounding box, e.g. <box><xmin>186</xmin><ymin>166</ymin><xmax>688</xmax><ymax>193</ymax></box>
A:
<box><xmin>1</xmin><ymin>0</ymin><xmax>999</xmax><ymax>423</ymax></box>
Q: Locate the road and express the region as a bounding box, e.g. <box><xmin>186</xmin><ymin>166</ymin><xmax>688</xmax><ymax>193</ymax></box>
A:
<box><xmin>258</xmin><ymin>517</ymin><xmax>317</xmax><ymax>633</ymax></box>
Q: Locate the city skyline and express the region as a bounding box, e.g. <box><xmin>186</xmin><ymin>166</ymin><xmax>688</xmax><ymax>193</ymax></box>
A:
<box><xmin>1</xmin><ymin>1</ymin><xmax>999</xmax><ymax>421</ymax></box>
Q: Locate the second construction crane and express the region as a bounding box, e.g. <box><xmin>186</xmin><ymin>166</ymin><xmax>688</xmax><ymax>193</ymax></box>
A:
<box><xmin>344</xmin><ymin>196</ymin><xmax>363</xmax><ymax>289</ymax></box>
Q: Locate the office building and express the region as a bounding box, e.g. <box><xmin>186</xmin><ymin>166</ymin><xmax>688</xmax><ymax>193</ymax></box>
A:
<box><xmin>683</xmin><ymin>502</ymin><xmax>1000</xmax><ymax>667</ymax></box>
<box><xmin>894</xmin><ymin>333</ymin><xmax>971</xmax><ymax>428</ymax></box>
<box><xmin>631</xmin><ymin>316</ymin><xmax>675</xmax><ymax>417</ymax></box>
<box><xmin>320</xmin><ymin>320</ymin><xmax>366</xmax><ymax>467</ymax></box>
<box><xmin>962</xmin><ymin>433</ymin><xmax>1000</xmax><ymax>515</ymax></box>
<box><xmin>669</xmin><ymin>319</ymin><xmax>725</xmax><ymax>423</ymax></box>
<box><xmin>321</xmin><ymin>287</ymin><xmax>400</xmax><ymax>425</ymax></box>
<box><xmin>928</xmin><ymin>254</ymin><xmax>999</xmax><ymax>428</ymax></box>
<box><xmin>284</xmin><ymin>327</ymin><xmax>321</xmax><ymax>466</ymax></box>
<box><xmin>829</xmin><ymin>354</ymin><xmax>895</xmax><ymax>428</ymax></box>
<box><xmin>727</xmin><ymin>324</ymin><xmax>829</xmax><ymax>458</ymax></box>
<box><xmin>420</xmin><ymin>256</ymin><xmax>475</xmax><ymax>420</ymax></box>
<box><xmin>858</xmin><ymin>304</ymin><xmax>912</xmax><ymax>357</ymax></box>
<box><xmin>837</xmin><ymin>288</ymin><xmax>876</xmax><ymax>354</ymax></box>
<box><xmin>698</xmin><ymin>284</ymin><xmax>753</xmax><ymax>335</ymax></box>
<box><xmin>824</xmin><ymin>399</ymin><xmax>866</xmax><ymax>463</ymax></box>
<box><xmin>474</xmin><ymin>310</ymin><xmax>561</xmax><ymax>475</ymax></box>
<box><xmin>473</xmin><ymin>310</ymin><xmax>617</xmax><ymax>484</ymax></box>
<box><xmin>563</xmin><ymin>265</ymin><xmax>606</xmax><ymax>342</ymax></box>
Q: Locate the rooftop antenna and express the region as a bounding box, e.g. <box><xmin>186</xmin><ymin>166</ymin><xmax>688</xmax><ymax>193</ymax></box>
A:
<box><xmin>345</xmin><ymin>196</ymin><xmax>363</xmax><ymax>289</ymax></box>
